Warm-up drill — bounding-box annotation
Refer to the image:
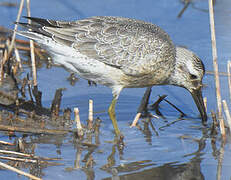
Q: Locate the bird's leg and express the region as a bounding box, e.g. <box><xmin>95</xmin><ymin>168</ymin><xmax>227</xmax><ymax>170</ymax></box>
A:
<box><xmin>108</xmin><ymin>96</ymin><xmax>121</xmax><ymax>136</ymax></box>
<box><xmin>137</xmin><ymin>87</ymin><xmax>152</xmax><ymax>115</ymax></box>
<box><xmin>131</xmin><ymin>87</ymin><xmax>152</xmax><ymax>127</ymax></box>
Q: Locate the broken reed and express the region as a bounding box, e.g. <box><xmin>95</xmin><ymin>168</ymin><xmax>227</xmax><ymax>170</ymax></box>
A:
<box><xmin>222</xmin><ymin>100</ymin><xmax>231</xmax><ymax>134</ymax></box>
<box><xmin>0</xmin><ymin>38</ymin><xmax>45</xmax><ymax>53</ymax></box>
<box><xmin>74</xmin><ymin>99</ymin><xmax>95</xmax><ymax>137</ymax></box>
<box><xmin>131</xmin><ymin>112</ymin><xmax>142</xmax><ymax>127</ymax></box>
<box><xmin>0</xmin><ymin>0</ymin><xmax>38</xmax><ymax>88</ymax></box>
<box><xmin>88</xmin><ymin>99</ymin><xmax>93</xmax><ymax>129</ymax></box>
<box><xmin>0</xmin><ymin>0</ymin><xmax>24</xmax><ymax>81</ymax></box>
<box><xmin>225</xmin><ymin>61</ymin><xmax>231</xmax><ymax>134</ymax></box>
<box><xmin>26</xmin><ymin>0</ymin><xmax>37</xmax><ymax>86</ymax></box>
<box><xmin>6</xmin><ymin>0</ymin><xmax>24</xmax><ymax>59</ymax></box>
<box><xmin>208</xmin><ymin>0</ymin><xmax>231</xmax><ymax>139</ymax></box>
<box><xmin>208</xmin><ymin>0</ymin><xmax>222</xmax><ymax>119</ymax></box>
<box><xmin>228</xmin><ymin>61</ymin><xmax>231</xmax><ymax>100</ymax></box>
<box><xmin>74</xmin><ymin>108</ymin><xmax>84</xmax><ymax>137</ymax></box>
<box><xmin>0</xmin><ymin>161</ymin><xmax>41</xmax><ymax>180</ymax></box>
<box><xmin>203</xmin><ymin>97</ymin><xmax>207</xmax><ymax>112</ymax></box>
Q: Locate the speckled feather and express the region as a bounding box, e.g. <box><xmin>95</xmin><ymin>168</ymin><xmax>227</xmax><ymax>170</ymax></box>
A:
<box><xmin>20</xmin><ymin>16</ymin><xmax>176</xmax><ymax>78</ymax></box>
<box><xmin>16</xmin><ymin>16</ymin><xmax>207</xmax><ymax>124</ymax></box>
<box><xmin>17</xmin><ymin>16</ymin><xmax>205</xmax><ymax>95</ymax></box>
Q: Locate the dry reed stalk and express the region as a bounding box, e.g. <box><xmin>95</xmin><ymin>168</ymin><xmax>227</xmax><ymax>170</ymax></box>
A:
<box><xmin>26</xmin><ymin>0</ymin><xmax>37</xmax><ymax>86</ymax></box>
<box><xmin>1</xmin><ymin>0</ymin><xmax>24</xmax><ymax>81</ymax></box>
<box><xmin>14</xmin><ymin>44</ymin><xmax>22</xmax><ymax>70</ymax></box>
<box><xmin>0</xmin><ymin>155</ymin><xmax>37</xmax><ymax>163</ymax></box>
<box><xmin>88</xmin><ymin>99</ymin><xmax>93</xmax><ymax>129</ymax></box>
<box><xmin>222</xmin><ymin>100</ymin><xmax>231</xmax><ymax>133</ymax></box>
<box><xmin>130</xmin><ymin>112</ymin><xmax>142</xmax><ymax>127</ymax></box>
<box><xmin>81</xmin><ymin>142</ymin><xmax>98</xmax><ymax>148</ymax></box>
<box><xmin>203</xmin><ymin>97</ymin><xmax>207</xmax><ymax>112</ymax></box>
<box><xmin>0</xmin><ymin>37</ymin><xmax>45</xmax><ymax>48</ymax></box>
<box><xmin>0</xmin><ymin>124</ymin><xmax>70</xmax><ymax>134</ymax></box>
<box><xmin>228</xmin><ymin>61</ymin><xmax>231</xmax><ymax>100</ymax></box>
<box><xmin>0</xmin><ymin>150</ymin><xmax>31</xmax><ymax>157</ymax></box>
<box><xmin>0</xmin><ymin>141</ymin><xmax>14</xmax><ymax>146</ymax></box>
<box><xmin>0</xmin><ymin>152</ymin><xmax>62</xmax><ymax>166</ymax></box>
<box><xmin>219</xmin><ymin>117</ymin><xmax>226</xmax><ymax>141</ymax></box>
<box><xmin>0</xmin><ymin>150</ymin><xmax>60</xmax><ymax>161</ymax></box>
<box><xmin>74</xmin><ymin>108</ymin><xmax>84</xmax><ymax>137</ymax></box>
<box><xmin>0</xmin><ymin>161</ymin><xmax>41</xmax><ymax>180</ymax></box>
<box><xmin>206</xmin><ymin>70</ymin><xmax>231</xmax><ymax>76</ymax></box>
<box><xmin>0</xmin><ymin>40</ymin><xmax>9</xmax><ymax>81</ymax></box>
<box><xmin>0</xmin><ymin>43</ymin><xmax>44</xmax><ymax>53</ymax></box>
<box><xmin>7</xmin><ymin>0</ymin><xmax>24</xmax><ymax>58</ymax></box>
<box><xmin>15</xmin><ymin>38</ymin><xmax>31</xmax><ymax>44</ymax></box>
<box><xmin>208</xmin><ymin>0</ymin><xmax>222</xmax><ymax>119</ymax></box>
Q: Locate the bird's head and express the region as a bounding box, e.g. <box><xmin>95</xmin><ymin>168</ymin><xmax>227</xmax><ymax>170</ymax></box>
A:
<box><xmin>170</xmin><ymin>47</ymin><xmax>207</xmax><ymax>122</ymax></box>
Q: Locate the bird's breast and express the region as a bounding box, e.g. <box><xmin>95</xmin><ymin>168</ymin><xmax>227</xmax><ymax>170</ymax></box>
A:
<box><xmin>120</xmin><ymin>65</ymin><xmax>174</xmax><ymax>88</ymax></box>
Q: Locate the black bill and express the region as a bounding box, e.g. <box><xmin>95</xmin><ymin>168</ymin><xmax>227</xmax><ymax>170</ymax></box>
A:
<box><xmin>191</xmin><ymin>88</ymin><xmax>207</xmax><ymax>123</ymax></box>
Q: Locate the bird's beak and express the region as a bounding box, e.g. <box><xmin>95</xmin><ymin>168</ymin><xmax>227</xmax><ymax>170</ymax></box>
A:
<box><xmin>191</xmin><ymin>88</ymin><xmax>207</xmax><ymax>123</ymax></box>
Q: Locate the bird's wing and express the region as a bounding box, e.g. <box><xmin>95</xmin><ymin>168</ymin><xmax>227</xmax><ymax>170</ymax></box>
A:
<box><xmin>20</xmin><ymin>16</ymin><xmax>176</xmax><ymax>77</ymax></box>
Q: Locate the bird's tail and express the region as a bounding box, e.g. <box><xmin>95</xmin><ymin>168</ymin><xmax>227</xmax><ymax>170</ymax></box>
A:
<box><xmin>15</xmin><ymin>30</ymin><xmax>45</xmax><ymax>42</ymax></box>
<box><xmin>15</xmin><ymin>17</ymin><xmax>55</xmax><ymax>42</ymax></box>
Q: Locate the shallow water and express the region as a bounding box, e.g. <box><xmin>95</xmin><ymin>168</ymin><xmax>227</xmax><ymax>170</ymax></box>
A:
<box><xmin>1</xmin><ymin>0</ymin><xmax>231</xmax><ymax>179</ymax></box>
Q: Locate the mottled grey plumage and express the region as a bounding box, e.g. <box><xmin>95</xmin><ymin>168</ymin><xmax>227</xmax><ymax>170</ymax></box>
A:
<box><xmin>16</xmin><ymin>16</ymin><xmax>207</xmax><ymax>135</ymax></box>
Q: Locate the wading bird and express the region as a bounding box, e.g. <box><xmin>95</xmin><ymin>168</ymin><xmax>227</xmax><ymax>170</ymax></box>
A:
<box><xmin>16</xmin><ymin>16</ymin><xmax>207</xmax><ymax>136</ymax></box>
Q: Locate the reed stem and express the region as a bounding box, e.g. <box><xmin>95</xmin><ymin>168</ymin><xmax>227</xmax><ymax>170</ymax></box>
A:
<box><xmin>26</xmin><ymin>0</ymin><xmax>37</xmax><ymax>86</ymax></box>
<box><xmin>208</xmin><ymin>0</ymin><xmax>222</xmax><ymax>119</ymax></box>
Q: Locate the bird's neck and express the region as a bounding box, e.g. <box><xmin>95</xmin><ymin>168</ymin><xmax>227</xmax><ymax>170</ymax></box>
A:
<box><xmin>169</xmin><ymin>68</ymin><xmax>183</xmax><ymax>87</ymax></box>
<box><xmin>168</xmin><ymin>47</ymin><xmax>187</xmax><ymax>87</ymax></box>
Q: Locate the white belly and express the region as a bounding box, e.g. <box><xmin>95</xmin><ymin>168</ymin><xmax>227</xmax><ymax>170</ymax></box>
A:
<box><xmin>46</xmin><ymin>42</ymin><xmax>124</xmax><ymax>88</ymax></box>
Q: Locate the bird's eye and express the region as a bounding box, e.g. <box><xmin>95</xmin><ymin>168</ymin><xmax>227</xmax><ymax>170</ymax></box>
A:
<box><xmin>190</xmin><ymin>74</ymin><xmax>197</xmax><ymax>79</ymax></box>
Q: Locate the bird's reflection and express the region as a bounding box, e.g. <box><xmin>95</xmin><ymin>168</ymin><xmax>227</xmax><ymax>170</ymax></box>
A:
<box><xmin>102</xmin><ymin>129</ymin><xmax>208</xmax><ymax>180</ymax></box>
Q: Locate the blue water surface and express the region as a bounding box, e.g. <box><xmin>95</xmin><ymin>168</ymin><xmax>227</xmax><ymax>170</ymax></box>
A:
<box><xmin>1</xmin><ymin>0</ymin><xmax>231</xmax><ymax>179</ymax></box>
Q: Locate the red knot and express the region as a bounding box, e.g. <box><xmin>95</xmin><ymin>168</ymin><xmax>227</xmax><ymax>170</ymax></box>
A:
<box><xmin>16</xmin><ymin>16</ymin><xmax>207</xmax><ymax>136</ymax></box>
